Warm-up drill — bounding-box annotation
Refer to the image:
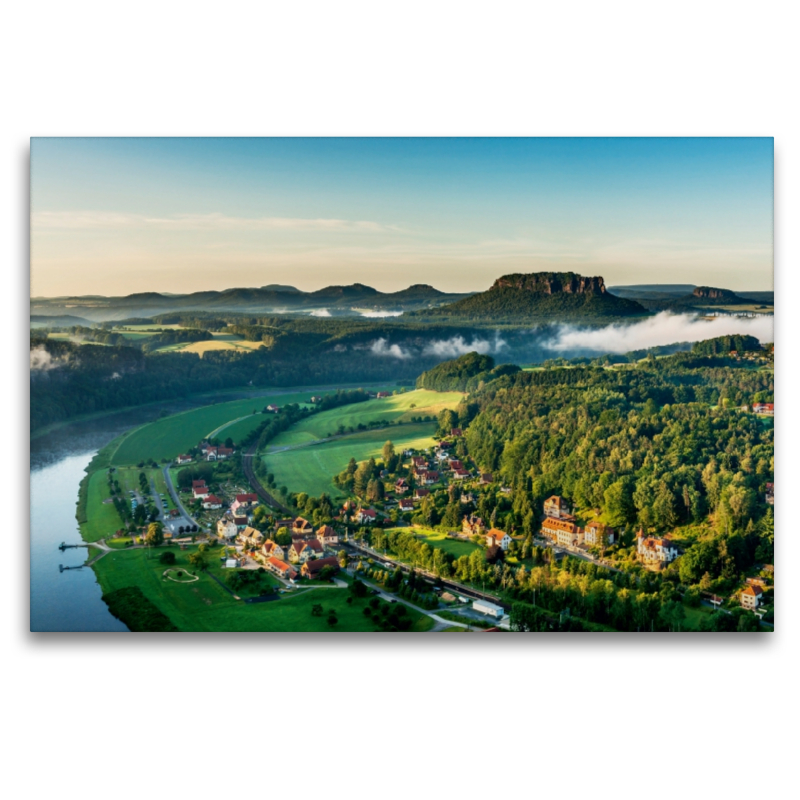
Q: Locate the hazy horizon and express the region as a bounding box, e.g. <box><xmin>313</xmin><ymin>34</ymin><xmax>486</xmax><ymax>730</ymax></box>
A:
<box><xmin>31</xmin><ymin>137</ymin><xmax>774</xmax><ymax>298</ymax></box>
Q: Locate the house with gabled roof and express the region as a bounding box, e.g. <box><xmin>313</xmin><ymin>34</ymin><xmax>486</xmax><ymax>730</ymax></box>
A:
<box><xmin>202</xmin><ymin>494</ymin><xmax>223</xmax><ymax>510</ymax></box>
<box><xmin>486</xmin><ymin>528</ymin><xmax>512</xmax><ymax>551</ymax></box>
<box><xmin>584</xmin><ymin>521</ymin><xmax>615</xmax><ymax>547</ymax></box>
<box><xmin>238</xmin><ymin>526</ymin><xmax>264</xmax><ymax>547</ymax></box>
<box><xmin>636</xmin><ymin>530</ymin><xmax>679</xmax><ymax>566</ymax></box>
<box><xmin>398</xmin><ymin>498</ymin><xmax>414</xmax><ymax>512</ymax></box>
<box><xmin>463</xmin><ymin>514</ymin><xmax>485</xmax><ymax>537</ymax></box>
<box><xmin>292</xmin><ymin>517</ymin><xmax>314</xmax><ymax>536</ymax></box>
<box><xmin>741</xmin><ymin>584</ymin><xmax>764</xmax><ymax>610</ymax></box>
<box><xmin>395</xmin><ymin>478</ymin><xmax>409</xmax><ymax>495</ymax></box>
<box><xmin>176</xmin><ymin>454</ymin><xmax>192</xmax><ymax>465</ymax></box>
<box><xmin>542</xmin><ymin>517</ymin><xmax>582</xmax><ymax>547</ymax></box>
<box><xmin>265</xmin><ymin>556</ymin><xmax>297</xmax><ymax>581</ymax></box>
<box><xmin>544</xmin><ymin>495</ymin><xmax>572</xmax><ymax>519</ymax></box>
<box><xmin>356</xmin><ymin>508</ymin><xmax>377</xmax><ymax>524</ymax></box>
<box><xmin>316</xmin><ymin>525</ymin><xmax>339</xmax><ymax>548</ymax></box>
<box><xmin>301</xmin><ymin>556</ymin><xmax>339</xmax><ymax>579</ymax></box>
<box><xmin>261</xmin><ymin>540</ymin><xmax>285</xmax><ymax>561</ymax></box>
<box><xmin>414</xmin><ymin>488</ymin><xmax>430</xmax><ymax>500</ymax></box>
<box><xmin>217</xmin><ymin>517</ymin><xmax>238</xmax><ymax>540</ymax></box>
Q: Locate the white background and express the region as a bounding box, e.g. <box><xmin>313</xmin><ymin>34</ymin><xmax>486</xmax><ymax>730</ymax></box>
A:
<box><xmin>3</xmin><ymin>2</ymin><xmax>796</xmax><ymax>799</ymax></box>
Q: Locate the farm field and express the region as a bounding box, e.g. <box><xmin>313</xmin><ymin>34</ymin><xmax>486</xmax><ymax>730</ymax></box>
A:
<box><xmin>268</xmin><ymin>389</ymin><xmax>463</xmax><ymax>448</ymax></box>
<box><xmin>265</xmin><ymin>422</ymin><xmax>438</xmax><ymax>497</ymax></box>
<box><xmin>152</xmin><ymin>333</ymin><xmax>267</xmax><ymax>356</ymax></box>
<box><xmin>91</xmin><ymin>546</ymin><xmax>433</xmax><ymax>632</ymax></box>
<box><xmin>110</xmin><ymin>389</ymin><xmax>326</xmax><ymax>466</ymax></box>
<box><xmin>80</xmin><ymin>470</ymin><xmax>123</xmax><ymax>542</ymax></box>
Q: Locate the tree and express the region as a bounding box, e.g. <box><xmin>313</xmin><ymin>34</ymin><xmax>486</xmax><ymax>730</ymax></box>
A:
<box><xmin>311</xmin><ymin>603</ymin><xmax>324</xmax><ymax>617</ymax></box>
<box><xmin>486</xmin><ymin>544</ymin><xmax>505</xmax><ymax>564</ymax></box>
<box><xmin>350</xmin><ymin>578</ymin><xmax>368</xmax><ymax>598</ymax></box>
<box><xmin>145</xmin><ymin>522</ymin><xmax>164</xmax><ymax>546</ymax></box>
<box><xmin>275</xmin><ymin>527</ymin><xmax>292</xmax><ymax>546</ymax></box>
<box><xmin>327</xmin><ymin>611</ymin><xmax>338</xmax><ymax>627</ymax></box>
<box><xmin>382</xmin><ymin>440</ymin><xmax>395</xmax><ymax>464</ymax></box>
<box><xmin>338</xmin><ymin>549</ymin><xmax>348</xmax><ymax>568</ymax></box>
<box><xmin>188</xmin><ymin>551</ymin><xmax>208</xmax><ymax>571</ymax></box>
<box><xmin>159</xmin><ymin>551</ymin><xmax>176</xmax><ymax>565</ymax></box>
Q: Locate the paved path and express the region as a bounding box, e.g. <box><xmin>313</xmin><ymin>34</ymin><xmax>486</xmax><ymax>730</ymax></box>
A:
<box><xmin>206</xmin><ymin>413</ymin><xmax>257</xmax><ymax>440</ymax></box>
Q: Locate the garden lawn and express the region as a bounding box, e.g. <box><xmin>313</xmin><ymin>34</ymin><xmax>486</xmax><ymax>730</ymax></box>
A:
<box><xmin>80</xmin><ymin>470</ymin><xmax>124</xmax><ymax>542</ymax></box>
<box><xmin>410</xmin><ymin>528</ymin><xmax>480</xmax><ymax>558</ymax></box>
<box><xmin>264</xmin><ymin>422</ymin><xmax>438</xmax><ymax>497</ymax></box>
<box><xmin>91</xmin><ymin>546</ymin><xmax>433</xmax><ymax>631</ymax></box>
<box><xmin>267</xmin><ymin>389</ymin><xmax>463</xmax><ymax>448</ymax></box>
<box><xmin>109</xmin><ymin>387</ymin><xmax>356</xmax><ymax>465</ymax></box>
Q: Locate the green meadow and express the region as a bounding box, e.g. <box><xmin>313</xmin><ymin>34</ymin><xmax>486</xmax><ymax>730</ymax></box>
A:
<box><xmin>268</xmin><ymin>389</ymin><xmax>463</xmax><ymax>448</ymax></box>
<box><xmin>265</xmin><ymin>422</ymin><xmax>439</xmax><ymax>497</ymax></box>
<box><xmin>80</xmin><ymin>470</ymin><xmax>123</xmax><ymax>542</ymax></box>
<box><xmin>92</xmin><ymin>546</ymin><xmax>433</xmax><ymax>632</ymax></box>
<box><xmin>408</xmin><ymin>528</ymin><xmax>480</xmax><ymax>558</ymax></box>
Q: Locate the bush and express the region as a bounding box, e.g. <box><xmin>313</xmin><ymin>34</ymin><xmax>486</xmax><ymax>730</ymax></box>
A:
<box><xmin>159</xmin><ymin>551</ymin><xmax>176</xmax><ymax>565</ymax></box>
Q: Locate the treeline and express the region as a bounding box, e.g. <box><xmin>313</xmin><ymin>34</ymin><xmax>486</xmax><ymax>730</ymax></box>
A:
<box><xmin>416</xmin><ymin>351</ymin><xmax>521</xmax><ymax>392</ymax></box>
<box><xmin>691</xmin><ymin>334</ymin><xmax>763</xmax><ymax>355</ymax></box>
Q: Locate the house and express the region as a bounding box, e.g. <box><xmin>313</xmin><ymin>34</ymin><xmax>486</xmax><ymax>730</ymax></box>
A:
<box><xmin>766</xmin><ymin>482</ymin><xmax>774</xmax><ymax>505</ymax></box>
<box><xmin>395</xmin><ymin>478</ymin><xmax>409</xmax><ymax>495</ymax></box>
<box><xmin>462</xmin><ymin>514</ymin><xmax>485</xmax><ymax>537</ymax></box>
<box><xmin>486</xmin><ymin>528</ymin><xmax>512</xmax><ymax>551</ymax></box>
<box><xmin>265</xmin><ymin>404</ymin><xmax>279</xmax><ymax>413</ymax></box>
<box><xmin>451</xmin><ymin>428</ymin><xmax>463</xmax><ymax>437</ymax></box>
<box><xmin>584</xmin><ymin>521</ymin><xmax>615</xmax><ymax>547</ymax></box>
<box><xmin>741</xmin><ymin>584</ymin><xmax>764</xmax><ymax>610</ymax></box>
<box><xmin>500</xmin><ymin>486</ymin><xmax>512</xmax><ymax>495</ymax></box>
<box><xmin>224</xmin><ymin>557</ymin><xmax>240</xmax><ymax>569</ymax></box>
<box><xmin>292</xmin><ymin>517</ymin><xmax>314</xmax><ymax>536</ymax></box>
<box><xmin>261</xmin><ymin>540</ymin><xmax>285</xmax><ymax>561</ymax></box>
<box><xmin>356</xmin><ymin>508</ymin><xmax>377</xmax><ymax>524</ymax></box>
<box><xmin>197</xmin><ymin>441</ymin><xmax>210</xmax><ymax>454</ymax></box>
<box><xmin>479</xmin><ymin>473</ymin><xmax>493</xmax><ymax>485</ymax></box>
<box><xmin>202</xmin><ymin>494</ymin><xmax>223</xmax><ymax>510</ymax></box>
<box><xmin>234</xmin><ymin>493</ymin><xmax>258</xmax><ymax>508</ymax></box>
<box><xmin>216</xmin><ymin>517</ymin><xmax>238</xmax><ymax>539</ymax></box>
<box><xmin>265</xmin><ymin>556</ymin><xmax>297</xmax><ymax>581</ymax></box>
<box><xmin>310</xmin><ymin>396</ymin><xmax>322</xmax><ymax>403</ymax></box>
<box><xmin>414</xmin><ymin>488</ymin><xmax>430</xmax><ymax>500</ymax></box>
<box><xmin>448</xmin><ymin>460</ymin><xmax>464</xmax><ymax>471</ymax></box>
<box><xmin>239</xmin><ymin>526</ymin><xmax>264</xmax><ymax>547</ymax></box>
<box><xmin>460</xmin><ymin>492</ymin><xmax>475</xmax><ymax>504</ymax></box>
<box><xmin>176</xmin><ymin>454</ymin><xmax>192</xmax><ymax>465</ymax></box>
<box><xmin>217</xmin><ymin>446</ymin><xmax>234</xmax><ymax>459</ymax></box>
<box><xmin>422</xmin><ymin>470</ymin><xmax>439</xmax><ymax>485</ymax></box>
<box><xmin>544</xmin><ymin>495</ymin><xmax>572</xmax><ymax>519</ymax></box>
<box><xmin>412</xmin><ymin>456</ymin><xmax>428</xmax><ymax>469</ymax></box>
<box><xmin>636</xmin><ymin>530</ymin><xmax>680</xmax><ymax>566</ymax></box>
<box><xmin>192</xmin><ymin>482</ymin><xmax>210</xmax><ymax>499</ymax></box>
<box><xmin>316</xmin><ymin>525</ymin><xmax>339</xmax><ymax>548</ymax></box>
<box><xmin>233</xmin><ymin>515</ymin><xmax>249</xmax><ymax>529</ymax></box>
<box><xmin>376</xmin><ymin>391</ymin><xmax>391</xmax><ymax>398</ymax></box>
<box><xmin>288</xmin><ymin>540</ymin><xmax>315</xmax><ymax>564</ymax></box>
<box><xmin>753</xmin><ymin>402</ymin><xmax>774</xmax><ymax>416</ymax></box>
<box><xmin>453</xmin><ymin>469</ymin><xmax>470</xmax><ymax>481</ymax></box>
<box><xmin>398</xmin><ymin>498</ymin><xmax>414</xmax><ymax>512</ymax></box>
<box><xmin>301</xmin><ymin>556</ymin><xmax>340</xmax><ymax>579</ymax></box>
<box><xmin>206</xmin><ymin>446</ymin><xmax>219</xmax><ymax>461</ymax></box>
<box><xmin>541</xmin><ymin>517</ymin><xmax>582</xmax><ymax>547</ymax></box>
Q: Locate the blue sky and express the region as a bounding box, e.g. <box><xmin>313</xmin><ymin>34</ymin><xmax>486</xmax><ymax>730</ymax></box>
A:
<box><xmin>30</xmin><ymin>137</ymin><xmax>773</xmax><ymax>296</ymax></box>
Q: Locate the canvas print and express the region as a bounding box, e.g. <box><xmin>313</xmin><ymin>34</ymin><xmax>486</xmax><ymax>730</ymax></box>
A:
<box><xmin>30</xmin><ymin>137</ymin><xmax>774</xmax><ymax>632</ymax></box>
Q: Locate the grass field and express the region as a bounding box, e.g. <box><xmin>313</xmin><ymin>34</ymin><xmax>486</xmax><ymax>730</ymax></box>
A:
<box><xmin>265</xmin><ymin>422</ymin><xmax>438</xmax><ymax>497</ymax></box>
<box><xmin>80</xmin><ymin>470</ymin><xmax>123</xmax><ymax>542</ymax></box>
<box><xmin>110</xmin><ymin>389</ymin><xmax>326</xmax><ymax>465</ymax></box>
<box><xmin>153</xmin><ymin>333</ymin><xmax>267</xmax><ymax>356</ymax></box>
<box><xmin>406</xmin><ymin>528</ymin><xmax>480</xmax><ymax>558</ymax></box>
<box><xmin>268</xmin><ymin>389</ymin><xmax>463</xmax><ymax>448</ymax></box>
<box><xmin>92</xmin><ymin>546</ymin><xmax>433</xmax><ymax>631</ymax></box>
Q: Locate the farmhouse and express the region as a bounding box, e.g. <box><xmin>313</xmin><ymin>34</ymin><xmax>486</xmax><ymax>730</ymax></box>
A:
<box><xmin>486</xmin><ymin>528</ymin><xmax>512</xmax><ymax>551</ymax></box>
<box><xmin>217</xmin><ymin>447</ymin><xmax>234</xmax><ymax>458</ymax></box>
<box><xmin>261</xmin><ymin>540</ymin><xmax>286</xmax><ymax>561</ymax></box>
<box><xmin>584</xmin><ymin>521</ymin><xmax>615</xmax><ymax>547</ymax></box>
<box><xmin>176</xmin><ymin>454</ymin><xmax>192</xmax><ymax>465</ymax></box>
<box><xmin>741</xmin><ymin>584</ymin><xmax>764</xmax><ymax>610</ymax></box>
<box><xmin>216</xmin><ymin>517</ymin><xmax>238</xmax><ymax>539</ymax></box>
<box><xmin>463</xmin><ymin>514</ymin><xmax>485</xmax><ymax>536</ymax></box>
<box><xmin>544</xmin><ymin>495</ymin><xmax>572</xmax><ymax>519</ymax></box>
<box><xmin>316</xmin><ymin>525</ymin><xmax>339</xmax><ymax>548</ymax></box>
<box><xmin>265</xmin><ymin>556</ymin><xmax>297</xmax><ymax>581</ymax></box>
<box><xmin>356</xmin><ymin>508</ymin><xmax>377</xmax><ymax>524</ymax></box>
<box><xmin>301</xmin><ymin>556</ymin><xmax>340</xmax><ymax>579</ymax></box>
<box><xmin>636</xmin><ymin>531</ymin><xmax>680</xmax><ymax>566</ymax></box>
<box><xmin>541</xmin><ymin>517</ymin><xmax>582</xmax><ymax>547</ymax></box>
<box><xmin>202</xmin><ymin>494</ymin><xmax>223</xmax><ymax>510</ymax></box>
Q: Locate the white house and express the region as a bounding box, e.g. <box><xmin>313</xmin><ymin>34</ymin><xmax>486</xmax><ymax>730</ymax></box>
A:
<box><xmin>637</xmin><ymin>531</ymin><xmax>680</xmax><ymax>565</ymax></box>
<box><xmin>741</xmin><ymin>584</ymin><xmax>763</xmax><ymax>610</ymax></box>
<box><xmin>486</xmin><ymin>528</ymin><xmax>512</xmax><ymax>551</ymax></box>
<box><xmin>216</xmin><ymin>517</ymin><xmax>238</xmax><ymax>539</ymax></box>
<box><xmin>202</xmin><ymin>494</ymin><xmax>223</xmax><ymax>510</ymax></box>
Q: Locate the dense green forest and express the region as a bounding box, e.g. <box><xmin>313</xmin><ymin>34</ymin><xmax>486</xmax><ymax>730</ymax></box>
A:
<box><xmin>416</xmin><ymin>352</ymin><xmax>520</xmax><ymax>392</ymax></box>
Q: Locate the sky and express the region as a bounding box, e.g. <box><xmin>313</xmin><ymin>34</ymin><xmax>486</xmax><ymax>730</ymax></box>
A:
<box><xmin>30</xmin><ymin>137</ymin><xmax>774</xmax><ymax>297</ymax></box>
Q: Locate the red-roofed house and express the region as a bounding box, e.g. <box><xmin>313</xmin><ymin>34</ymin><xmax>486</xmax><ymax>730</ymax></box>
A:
<box><xmin>451</xmin><ymin>428</ymin><xmax>463</xmax><ymax>437</ymax></box>
<box><xmin>176</xmin><ymin>454</ymin><xmax>192</xmax><ymax>465</ymax></box>
<box><xmin>463</xmin><ymin>514</ymin><xmax>485</xmax><ymax>536</ymax></box>
<box><xmin>448</xmin><ymin>460</ymin><xmax>463</xmax><ymax>471</ymax></box>
<box><xmin>202</xmin><ymin>494</ymin><xmax>223</xmax><ymax>510</ymax></box>
<box><xmin>265</xmin><ymin>556</ymin><xmax>297</xmax><ymax>581</ymax></box>
<box><xmin>261</xmin><ymin>540</ymin><xmax>285</xmax><ymax>561</ymax></box>
<box><xmin>486</xmin><ymin>528</ymin><xmax>512</xmax><ymax>551</ymax></box>
<box><xmin>395</xmin><ymin>478</ymin><xmax>409</xmax><ymax>495</ymax></box>
<box><xmin>316</xmin><ymin>525</ymin><xmax>339</xmax><ymax>548</ymax></box>
<box><xmin>301</xmin><ymin>556</ymin><xmax>340</xmax><ymax>579</ymax></box>
<box><xmin>356</xmin><ymin>508</ymin><xmax>377</xmax><ymax>524</ymax></box>
<box><xmin>479</xmin><ymin>473</ymin><xmax>493</xmax><ymax>485</ymax></box>
<box><xmin>398</xmin><ymin>498</ymin><xmax>414</xmax><ymax>512</ymax></box>
<box><xmin>453</xmin><ymin>469</ymin><xmax>470</xmax><ymax>481</ymax></box>
<box><xmin>376</xmin><ymin>391</ymin><xmax>391</xmax><ymax>399</ymax></box>
<box><xmin>741</xmin><ymin>584</ymin><xmax>764</xmax><ymax>609</ymax></box>
<box><xmin>753</xmin><ymin>403</ymin><xmax>774</xmax><ymax>416</ymax></box>
<box><xmin>192</xmin><ymin>483</ymin><xmax>210</xmax><ymax>499</ymax></box>
<box><xmin>637</xmin><ymin>530</ymin><xmax>679</xmax><ymax>566</ymax></box>
<box><xmin>414</xmin><ymin>488</ymin><xmax>430</xmax><ymax>500</ymax></box>
<box><xmin>544</xmin><ymin>495</ymin><xmax>572</xmax><ymax>519</ymax></box>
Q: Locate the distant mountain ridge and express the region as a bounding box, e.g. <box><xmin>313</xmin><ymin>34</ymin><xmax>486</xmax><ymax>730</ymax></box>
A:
<box><xmin>30</xmin><ymin>282</ymin><xmax>471</xmax><ymax>322</ymax></box>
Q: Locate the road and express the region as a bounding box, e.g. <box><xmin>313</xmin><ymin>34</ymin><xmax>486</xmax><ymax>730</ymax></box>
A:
<box><xmin>162</xmin><ymin>465</ymin><xmax>203</xmax><ymax>531</ymax></box>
